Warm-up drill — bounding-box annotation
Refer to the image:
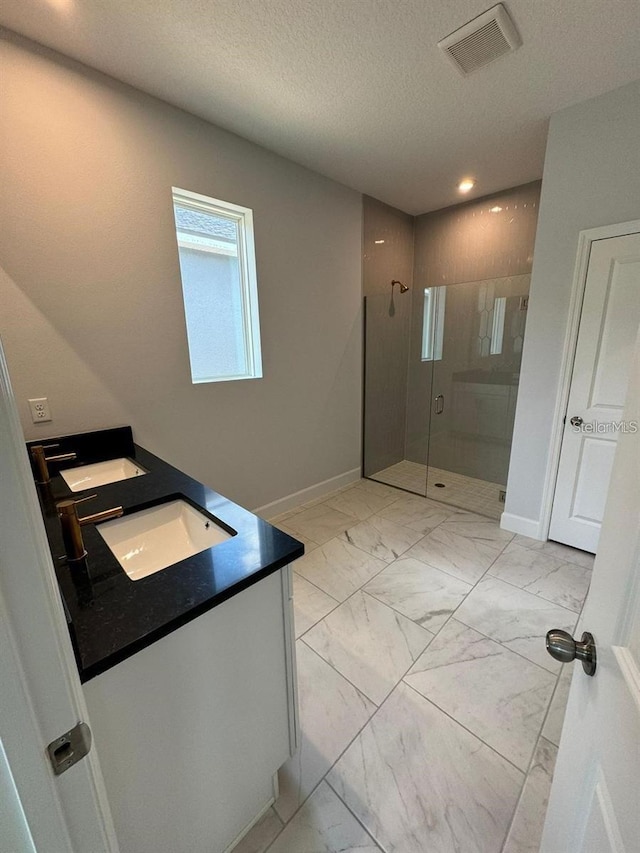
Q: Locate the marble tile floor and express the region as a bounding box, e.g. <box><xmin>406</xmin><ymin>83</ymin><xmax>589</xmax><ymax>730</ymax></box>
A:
<box><xmin>236</xmin><ymin>480</ymin><xmax>594</xmax><ymax>853</ymax></box>
<box><xmin>369</xmin><ymin>460</ymin><xmax>506</xmax><ymax>519</ymax></box>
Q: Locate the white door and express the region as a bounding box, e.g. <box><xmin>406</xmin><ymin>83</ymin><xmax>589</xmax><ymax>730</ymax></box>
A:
<box><xmin>0</xmin><ymin>338</ymin><xmax>118</xmax><ymax>851</ymax></box>
<box><xmin>549</xmin><ymin>232</ymin><xmax>640</xmax><ymax>553</ymax></box>
<box><xmin>541</xmin><ymin>326</ymin><xmax>640</xmax><ymax>852</ymax></box>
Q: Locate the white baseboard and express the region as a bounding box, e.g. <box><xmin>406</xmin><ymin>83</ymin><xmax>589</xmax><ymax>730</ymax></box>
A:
<box><xmin>500</xmin><ymin>511</ymin><xmax>545</xmax><ymax>540</ymax></box>
<box><xmin>254</xmin><ymin>467</ymin><xmax>361</xmax><ymax>519</ymax></box>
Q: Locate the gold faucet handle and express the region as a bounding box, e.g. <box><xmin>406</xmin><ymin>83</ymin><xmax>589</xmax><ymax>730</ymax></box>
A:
<box><xmin>31</xmin><ymin>444</ymin><xmax>77</xmax><ymax>484</ymax></box>
<box><xmin>35</xmin><ymin>443</ymin><xmax>77</xmax><ymax>461</ymax></box>
<box><xmin>57</xmin><ymin>495</ymin><xmax>123</xmax><ymax>526</ymax></box>
<box><xmin>56</xmin><ymin>494</ymin><xmax>98</xmax><ymax>519</ymax></box>
<box><xmin>81</xmin><ymin>506</ymin><xmax>124</xmax><ymax>525</ymax></box>
<box><xmin>73</xmin><ymin>493</ymin><xmax>98</xmax><ymax>505</ymax></box>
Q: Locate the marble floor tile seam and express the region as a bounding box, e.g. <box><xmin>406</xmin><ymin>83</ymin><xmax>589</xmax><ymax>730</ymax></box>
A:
<box><xmin>430</xmin><ymin>562</ymin><xmax>572</xmax><ymax>675</ymax></box>
<box><xmin>362</xmin><ymin>581</ymin><xmax>465</xmax><ymax>641</ymax></box>
<box><xmin>365</xmin><ymin>574</ymin><xmax>560</xmax><ymax>686</ymax></box>
<box><xmin>485</xmin><ymin>564</ymin><xmax>587</xmax><ymax>615</ymax></box>
<box><xmin>310</xmin><ymin>488</ymin><xmax>419</xmax><ymax>523</ymax></box>
<box><xmin>334</xmin><ymin>503</ymin><xmax>491</xmax><ymax>553</ymax></box>
<box><xmin>452</xmin><ymin>610</ymin><xmax>567</xmax><ymax>680</ymax></box>
<box><xmin>536</xmin><ymin>664</ymin><xmax>571</xmax><ymax>749</ymax></box>
<box><xmin>263</xmin><ymin>779</ymin><xmax>386</xmax><ymax>853</ymax></box>
<box><xmin>321</xmin><ymin>778</ymin><xmax>389</xmax><ymax>853</ymax></box>
<box><xmin>268</xmin><ymin>628</ymin><xmax>547</xmax><ymax>852</ymax></box>
<box><xmin>269</xmin><ymin>647</ymin><xmax>413</xmax><ymax>841</ymax></box>
<box><xmin>299</xmin><ymin>557</ymin><xmax>559</xmax><ymax>720</ymax></box>
<box><xmin>298</xmin><ymin>591</ymin><xmax>438</xmax><ymax>708</ymax></box>
<box><xmin>401</xmin><ymin>654</ymin><xmax>558</xmax><ymax>774</ymax></box>
<box><xmin>291</xmin><ymin>577</ymin><xmax>343</xmax><ymax>640</ymax></box>
<box><xmin>294</xmin><ymin>522</ymin><xmax>564</xmax><ymax>650</ymax></box>
<box><xmin>343</xmin><ymin>540</ymin><xmax>506</xmax><ymax>638</ymax></box>
<box><xmin>298</xmin><ymin>484</ymin><xmax>362</xmax><ymax>511</ymax></box>
<box><xmin>292</xmin><ymin>565</ymin><xmax>342</xmax><ymax>605</ymax></box>
<box><xmin>497</xmin><ymin>731</ymin><xmax>554</xmax><ymax>853</ymax></box>
<box><xmin>269</xmin><ymin>487</ymin><xmax>351</xmax><ymax>521</ymax></box>
<box><xmin>388</xmin><ymin>574</ymin><xmax>564</xmax><ymax>723</ymax></box>
<box><xmin>317</xmin><ymin>532</ymin><xmax>417</xmax><ymax>584</ymax></box>
<box><xmin>511</xmin><ymin>534</ymin><xmax>595</xmax><ymax>567</ymax></box>
<box><xmin>323</xmin><ymin>496</ymin><xmax>414</xmax><ymax>525</ymax></box>
<box><xmin>295</xmin><ymin>531</ymin><xmax>482</xmax><ymax>637</ymax></box>
<box><xmin>541</xmin><ymin>675</ymin><xmax>571</xmax><ymax>750</ymax></box>
<box><xmin>400</xmin><ymin>679</ymin><xmax>530</xmax><ymax>783</ymax></box>
<box><xmin>284</xmin><ymin>493</ymin><xmax>508</xmax><ymax>580</ymax></box>
<box><xmin>270</xmin><ymin>625</ymin><xmax>539</xmax><ymax>852</ymax></box>
<box><xmin>279</xmin><ymin>656</ymin><xmax>525</xmax><ymax>851</ymax></box>
<box><xmin>398</xmin><ymin>542</ymin><xmax>500</xmax><ymax>590</ymax></box>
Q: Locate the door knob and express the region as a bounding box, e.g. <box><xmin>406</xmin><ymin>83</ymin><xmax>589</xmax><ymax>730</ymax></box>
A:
<box><xmin>570</xmin><ymin>415</ymin><xmax>583</xmax><ymax>427</ymax></box>
<box><xmin>546</xmin><ymin>629</ymin><xmax>596</xmax><ymax>676</ymax></box>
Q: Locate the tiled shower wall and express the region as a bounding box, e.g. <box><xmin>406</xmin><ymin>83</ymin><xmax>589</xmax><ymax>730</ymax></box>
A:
<box><xmin>363</xmin><ymin>196</ymin><xmax>414</xmax><ymax>476</ymax></box>
<box><xmin>404</xmin><ymin>181</ymin><xmax>542</xmax><ymax>466</ymax></box>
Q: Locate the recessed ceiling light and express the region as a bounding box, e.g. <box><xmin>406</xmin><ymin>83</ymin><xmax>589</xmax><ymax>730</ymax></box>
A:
<box><xmin>44</xmin><ymin>0</ymin><xmax>73</xmax><ymax>10</ymax></box>
<box><xmin>374</xmin><ymin>240</ymin><xmax>385</xmax><ymax>244</ymax></box>
<box><xmin>490</xmin><ymin>206</ymin><xmax>503</xmax><ymax>213</ymax></box>
<box><xmin>458</xmin><ymin>178</ymin><xmax>475</xmax><ymax>193</ymax></box>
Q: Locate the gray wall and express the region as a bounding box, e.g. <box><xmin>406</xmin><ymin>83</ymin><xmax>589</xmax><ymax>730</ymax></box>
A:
<box><xmin>505</xmin><ymin>81</ymin><xmax>640</xmax><ymax>532</ymax></box>
<box><xmin>406</xmin><ymin>182</ymin><xmax>541</xmax><ymax>465</ymax></box>
<box><xmin>0</xmin><ymin>32</ymin><xmax>363</xmax><ymax>511</ymax></box>
<box><xmin>362</xmin><ymin>196</ymin><xmax>414</xmax><ymax>476</ymax></box>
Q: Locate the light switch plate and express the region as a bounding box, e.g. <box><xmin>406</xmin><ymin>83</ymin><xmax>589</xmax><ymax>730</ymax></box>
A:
<box><xmin>28</xmin><ymin>397</ymin><xmax>52</xmax><ymax>423</ymax></box>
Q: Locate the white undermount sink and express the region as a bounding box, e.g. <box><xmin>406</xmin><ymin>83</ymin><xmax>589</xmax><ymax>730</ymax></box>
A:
<box><xmin>61</xmin><ymin>457</ymin><xmax>147</xmax><ymax>492</ymax></box>
<box><xmin>97</xmin><ymin>499</ymin><xmax>233</xmax><ymax>580</ymax></box>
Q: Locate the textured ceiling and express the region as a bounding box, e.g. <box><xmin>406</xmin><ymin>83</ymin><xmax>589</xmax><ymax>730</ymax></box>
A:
<box><xmin>2</xmin><ymin>0</ymin><xmax>639</xmax><ymax>214</ymax></box>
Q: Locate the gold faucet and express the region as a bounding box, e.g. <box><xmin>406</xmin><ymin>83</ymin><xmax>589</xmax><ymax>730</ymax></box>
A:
<box><xmin>57</xmin><ymin>495</ymin><xmax>123</xmax><ymax>562</ymax></box>
<box><xmin>31</xmin><ymin>443</ymin><xmax>77</xmax><ymax>484</ymax></box>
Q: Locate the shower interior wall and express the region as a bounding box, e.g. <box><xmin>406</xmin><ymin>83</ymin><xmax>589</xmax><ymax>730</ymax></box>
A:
<box><xmin>362</xmin><ymin>196</ymin><xmax>414</xmax><ymax>476</ymax></box>
<box><xmin>363</xmin><ymin>181</ymin><xmax>542</xmax><ymax>485</ymax></box>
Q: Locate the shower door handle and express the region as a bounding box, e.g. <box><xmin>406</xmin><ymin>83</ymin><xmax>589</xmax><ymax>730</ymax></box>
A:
<box><xmin>435</xmin><ymin>395</ymin><xmax>444</xmax><ymax>415</ymax></box>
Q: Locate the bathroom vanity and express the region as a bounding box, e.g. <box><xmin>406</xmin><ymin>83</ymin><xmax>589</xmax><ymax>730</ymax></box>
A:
<box><xmin>30</xmin><ymin>427</ymin><xmax>303</xmax><ymax>853</ymax></box>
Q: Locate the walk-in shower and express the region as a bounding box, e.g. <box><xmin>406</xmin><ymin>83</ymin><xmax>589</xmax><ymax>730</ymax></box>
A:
<box><xmin>363</xmin><ymin>274</ymin><xmax>530</xmax><ymax>518</ymax></box>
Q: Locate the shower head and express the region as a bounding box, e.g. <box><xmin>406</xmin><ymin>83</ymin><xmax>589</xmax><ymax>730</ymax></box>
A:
<box><xmin>391</xmin><ymin>280</ymin><xmax>410</xmax><ymax>294</ymax></box>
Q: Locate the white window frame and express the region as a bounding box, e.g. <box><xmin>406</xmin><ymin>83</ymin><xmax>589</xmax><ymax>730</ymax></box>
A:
<box><xmin>421</xmin><ymin>286</ymin><xmax>446</xmax><ymax>361</ymax></box>
<box><xmin>172</xmin><ymin>187</ymin><xmax>263</xmax><ymax>383</ymax></box>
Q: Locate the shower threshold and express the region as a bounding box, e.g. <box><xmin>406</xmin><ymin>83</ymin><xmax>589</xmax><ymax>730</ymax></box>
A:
<box><xmin>368</xmin><ymin>460</ymin><xmax>505</xmax><ymax>520</ymax></box>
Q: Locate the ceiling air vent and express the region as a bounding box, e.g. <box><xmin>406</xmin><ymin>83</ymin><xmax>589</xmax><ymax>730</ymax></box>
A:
<box><xmin>438</xmin><ymin>4</ymin><xmax>521</xmax><ymax>76</ymax></box>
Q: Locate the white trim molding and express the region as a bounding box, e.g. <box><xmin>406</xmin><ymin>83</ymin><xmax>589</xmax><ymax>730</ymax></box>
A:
<box><xmin>538</xmin><ymin>219</ymin><xmax>640</xmax><ymax>543</ymax></box>
<box><xmin>254</xmin><ymin>467</ymin><xmax>361</xmax><ymax>519</ymax></box>
<box><xmin>500</xmin><ymin>511</ymin><xmax>545</xmax><ymax>540</ymax></box>
<box><xmin>0</xmin><ymin>337</ymin><xmax>118</xmax><ymax>851</ymax></box>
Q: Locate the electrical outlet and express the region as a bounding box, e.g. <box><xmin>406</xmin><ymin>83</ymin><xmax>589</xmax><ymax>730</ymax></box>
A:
<box><xmin>28</xmin><ymin>397</ymin><xmax>52</xmax><ymax>424</ymax></box>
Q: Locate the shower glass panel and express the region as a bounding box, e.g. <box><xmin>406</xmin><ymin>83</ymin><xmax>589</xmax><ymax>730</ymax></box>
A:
<box><xmin>425</xmin><ymin>274</ymin><xmax>530</xmax><ymax>517</ymax></box>
<box><xmin>363</xmin><ymin>274</ymin><xmax>530</xmax><ymax>518</ymax></box>
<box><xmin>363</xmin><ymin>291</ymin><xmax>433</xmax><ymax>496</ymax></box>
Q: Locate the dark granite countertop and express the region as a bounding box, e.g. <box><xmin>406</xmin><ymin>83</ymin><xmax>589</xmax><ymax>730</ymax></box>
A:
<box><xmin>29</xmin><ymin>427</ymin><xmax>304</xmax><ymax>683</ymax></box>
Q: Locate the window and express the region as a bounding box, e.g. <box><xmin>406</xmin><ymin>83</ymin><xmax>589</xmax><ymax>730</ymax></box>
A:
<box><xmin>172</xmin><ymin>187</ymin><xmax>262</xmax><ymax>383</ymax></box>
<box><xmin>421</xmin><ymin>286</ymin><xmax>446</xmax><ymax>361</ymax></box>
<box><xmin>490</xmin><ymin>296</ymin><xmax>506</xmax><ymax>355</ymax></box>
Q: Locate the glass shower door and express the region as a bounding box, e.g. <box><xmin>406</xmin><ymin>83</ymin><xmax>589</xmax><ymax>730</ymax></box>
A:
<box><xmin>363</xmin><ymin>292</ymin><xmax>433</xmax><ymax>496</ymax></box>
<box><xmin>425</xmin><ymin>275</ymin><xmax>530</xmax><ymax>518</ymax></box>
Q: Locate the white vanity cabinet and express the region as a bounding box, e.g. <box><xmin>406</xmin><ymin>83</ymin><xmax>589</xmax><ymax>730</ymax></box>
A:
<box><xmin>451</xmin><ymin>381</ymin><xmax>518</xmax><ymax>441</ymax></box>
<box><xmin>83</xmin><ymin>566</ymin><xmax>298</xmax><ymax>853</ymax></box>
